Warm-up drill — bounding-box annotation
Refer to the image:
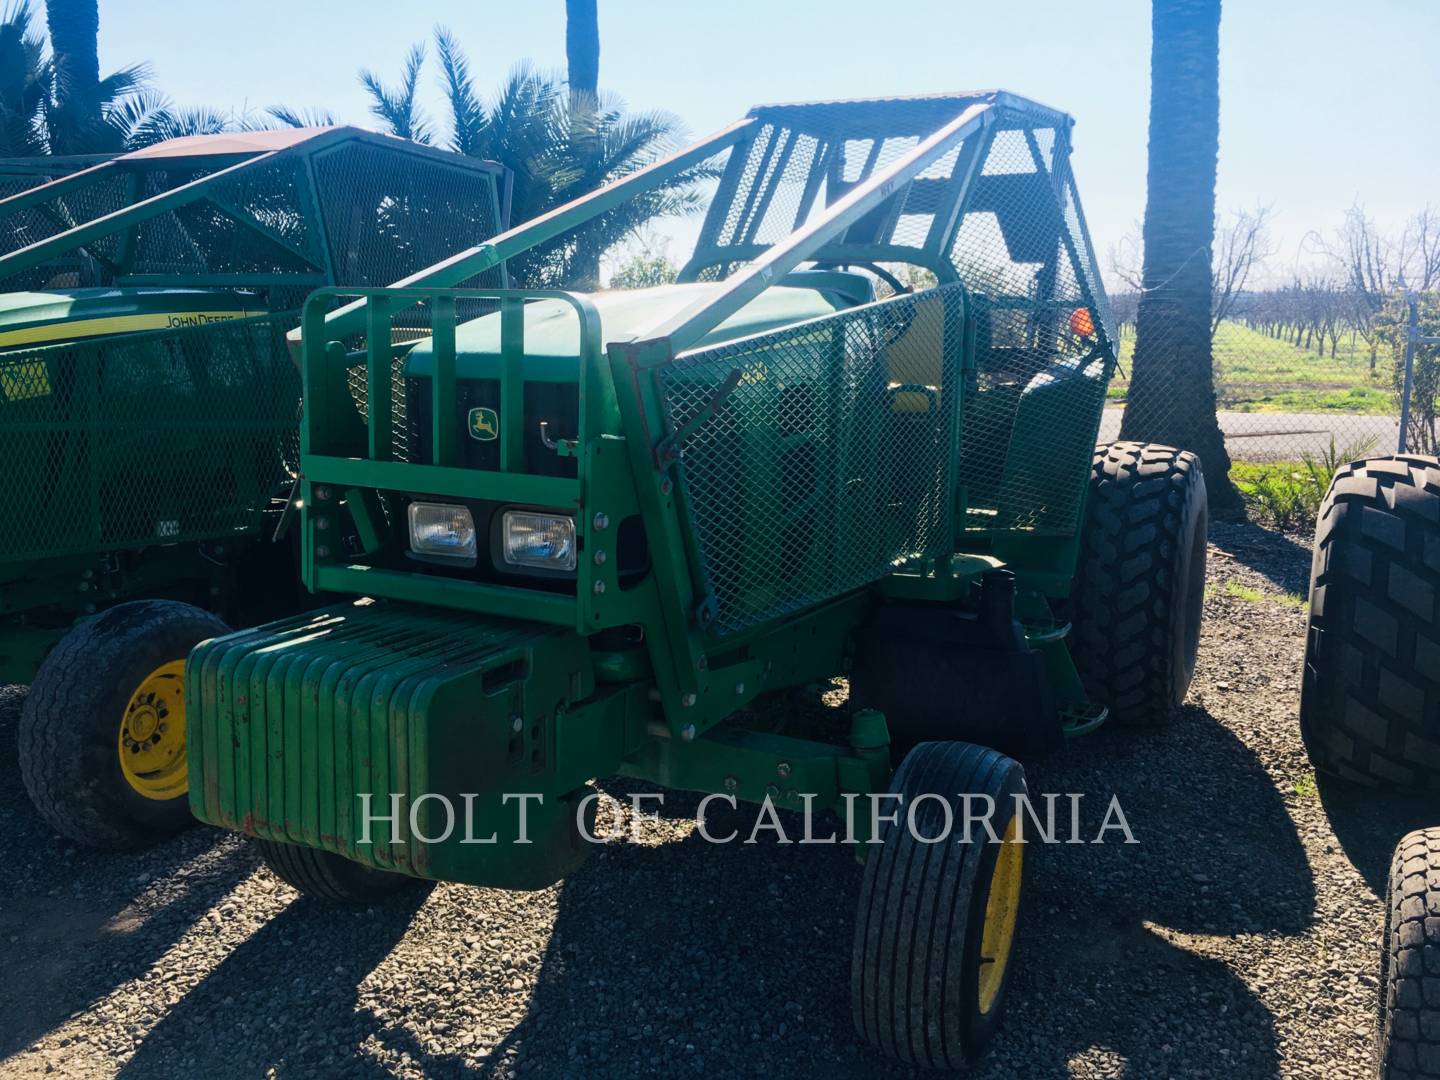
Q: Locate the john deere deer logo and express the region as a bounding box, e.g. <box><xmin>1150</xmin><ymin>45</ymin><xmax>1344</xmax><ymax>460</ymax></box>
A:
<box><xmin>467</xmin><ymin>406</ymin><xmax>499</xmax><ymax>442</ymax></box>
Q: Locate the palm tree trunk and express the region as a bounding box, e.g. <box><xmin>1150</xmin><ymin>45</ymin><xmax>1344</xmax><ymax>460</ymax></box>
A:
<box><xmin>565</xmin><ymin>0</ymin><xmax>599</xmax><ymax>103</ymax></box>
<box><xmin>45</xmin><ymin>0</ymin><xmax>103</xmax><ymax>152</ymax></box>
<box><xmin>1119</xmin><ymin>0</ymin><xmax>1242</xmax><ymax>513</ymax></box>
<box><xmin>565</xmin><ymin>0</ymin><xmax>602</xmax><ymax>289</ymax></box>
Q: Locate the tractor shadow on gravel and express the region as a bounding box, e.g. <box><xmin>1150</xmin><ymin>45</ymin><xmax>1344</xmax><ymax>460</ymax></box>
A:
<box><xmin>116</xmin><ymin>889</ymin><xmax>431</xmax><ymax>1079</ymax></box>
<box><xmin>454</xmin><ymin>703</ymin><xmax>1314</xmax><ymax>1079</ymax></box>
<box><xmin>0</xmin><ymin>687</ymin><xmax>259</xmax><ymax>1061</ymax></box>
<box><xmin>1208</xmin><ymin>519</ymin><xmax>1313</xmax><ymax>598</ymax></box>
<box><xmin>1314</xmin><ymin>775</ymin><xmax>1434</xmax><ymax>895</ymax></box>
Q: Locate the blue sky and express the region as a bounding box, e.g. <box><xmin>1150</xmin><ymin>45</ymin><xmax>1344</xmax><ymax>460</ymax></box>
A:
<box><xmin>92</xmin><ymin>0</ymin><xmax>1439</xmax><ymax>281</ymax></box>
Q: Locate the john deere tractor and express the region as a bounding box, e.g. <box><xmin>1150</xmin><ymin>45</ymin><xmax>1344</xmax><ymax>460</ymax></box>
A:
<box><xmin>1</xmin><ymin>127</ymin><xmax>509</xmax><ymax>849</ymax></box>
<box><xmin>187</xmin><ymin>93</ymin><xmax>1209</xmax><ymax>1068</ymax></box>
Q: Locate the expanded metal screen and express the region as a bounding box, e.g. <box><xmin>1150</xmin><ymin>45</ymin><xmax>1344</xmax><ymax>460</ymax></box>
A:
<box><xmin>660</xmin><ymin>285</ymin><xmax>966</xmax><ymax>634</ymax></box>
<box><xmin>680</xmin><ymin>95</ymin><xmax>1113</xmax><ymax>546</ymax></box>
<box><xmin>651</xmin><ymin>94</ymin><xmax>1114</xmax><ymax>630</ymax></box>
<box><xmin>949</xmin><ymin>123</ymin><xmax>1110</xmax><ymax>535</ymax></box>
<box><xmin>0</xmin><ymin>315</ymin><xmax>300</xmax><ymax>562</ymax></box>
<box><xmin>0</xmin><ymin>132</ymin><xmax>506</xmax><ymax>308</ymax></box>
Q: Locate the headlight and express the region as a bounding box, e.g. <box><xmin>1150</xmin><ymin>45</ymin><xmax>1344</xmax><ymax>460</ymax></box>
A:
<box><xmin>502</xmin><ymin>511</ymin><xmax>576</xmax><ymax>571</ymax></box>
<box><xmin>408</xmin><ymin>502</ymin><xmax>477</xmax><ymax>561</ymax></box>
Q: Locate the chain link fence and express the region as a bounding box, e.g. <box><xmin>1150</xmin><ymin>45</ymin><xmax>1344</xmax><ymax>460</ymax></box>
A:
<box><xmin>1098</xmin><ymin>287</ymin><xmax>1440</xmax><ymax>525</ymax></box>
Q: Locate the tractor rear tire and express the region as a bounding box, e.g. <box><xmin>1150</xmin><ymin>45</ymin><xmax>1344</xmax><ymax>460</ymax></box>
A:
<box><xmin>254</xmin><ymin>838</ymin><xmax>433</xmax><ymax>904</ymax></box>
<box><xmin>1301</xmin><ymin>456</ymin><xmax>1440</xmax><ymax>789</ymax></box>
<box><xmin>1070</xmin><ymin>442</ymin><xmax>1208</xmax><ymax>727</ymax></box>
<box><xmin>1377</xmin><ymin>827</ymin><xmax>1440</xmax><ymax>1079</ymax></box>
<box><xmin>852</xmin><ymin>741</ymin><xmax>1028</xmax><ymax>1069</ymax></box>
<box><xmin>18</xmin><ymin>600</ymin><xmax>229</xmax><ymax>849</ymax></box>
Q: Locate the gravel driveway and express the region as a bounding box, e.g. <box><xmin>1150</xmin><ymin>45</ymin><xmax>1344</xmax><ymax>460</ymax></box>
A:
<box><xmin>0</xmin><ymin>521</ymin><xmax>1434</xmax><ymax>1080</ymax></box>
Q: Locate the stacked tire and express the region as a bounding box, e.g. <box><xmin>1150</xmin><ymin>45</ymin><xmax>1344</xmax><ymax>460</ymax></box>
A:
<box><xmin>1378</xmin><ymin>828</ymin><xmax>1440</xmax><ymax>1079</ymax></box>
<box><xmin>1300</xmin><ymin>456</ymin><xmax>1440</xmax><ymax>791</ymax></box>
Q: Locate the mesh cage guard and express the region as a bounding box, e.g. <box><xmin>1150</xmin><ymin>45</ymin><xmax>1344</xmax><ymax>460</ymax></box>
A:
<box><xmin>0</xmin><ymin>314</ymin><xmax>301</xmax><ymax>563</ymax></box>
<box><xmin>659</xmin><ymin>284</ymin><xmax>968</xmax><ymax>636</ymax></box>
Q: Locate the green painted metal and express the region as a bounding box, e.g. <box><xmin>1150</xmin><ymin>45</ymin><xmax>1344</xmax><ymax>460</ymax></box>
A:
<box><xmin>0</xmin><ymin>133</ymin><xmax>510</xmax><ymax>681</ymax></box>
<box><xmin>191</xmin><ymin>91</ymin><xmax>1118</xmax><ymax>890</ymax></box>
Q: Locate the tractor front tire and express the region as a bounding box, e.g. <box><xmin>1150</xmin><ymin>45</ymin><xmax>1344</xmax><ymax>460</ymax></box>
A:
<box><xmin>1301</xmin><ymin>456</ymin><xmax>1440</xmax><ymax>789</ymax></box>
<box><xmin>1378</xmin><ymin>827</ymin><xmax>1440</xmax><ymax>1079</ymax></box>
<box><xmin>1070</xmin><ymin>442</ymin><xmax>1208</xmax><ymax>727</ymax></box>
<box><xmin>852</xmin><ymin>741</ymin><xmax>1028</xmax><ymax>1069</ymax></box>
<box><xmin>18</xmin><ymin>600</ymin><xmax>229</xmax><ymax>849</ymax></box>
<box><xmin>254</xmin><ymin>839</ymin><xmax>433</xmax><ymax>904</ymax></box>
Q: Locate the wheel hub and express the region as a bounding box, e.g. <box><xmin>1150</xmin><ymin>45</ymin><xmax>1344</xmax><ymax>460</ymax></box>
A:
<box><xmin>118</xmin><ymin>659</ymin><xmax>188</xmax><ymax>801</ymax></box>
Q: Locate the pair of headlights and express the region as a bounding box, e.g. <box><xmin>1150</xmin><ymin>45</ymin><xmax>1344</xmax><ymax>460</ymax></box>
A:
<box><xmin>407</xmin><ymin>502</ymin><xmax>577</xmax><ymax>572</ymax></box>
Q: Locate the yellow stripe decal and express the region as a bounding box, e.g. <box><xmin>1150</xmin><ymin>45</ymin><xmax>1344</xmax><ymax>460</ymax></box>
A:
<box><xmin>0</xmin><ymin>310</ymin><xmax>266</xmax><ymax>349</ymax></box>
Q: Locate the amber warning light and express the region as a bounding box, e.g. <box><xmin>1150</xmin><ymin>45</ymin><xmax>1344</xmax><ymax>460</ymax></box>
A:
<box><xmin>1069</xmin><ymin>307</ymin><xmax>1096</xmax><ymax>338</ymax></box>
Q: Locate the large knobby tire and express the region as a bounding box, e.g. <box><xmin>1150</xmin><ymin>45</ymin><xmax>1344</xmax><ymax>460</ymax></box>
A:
<box><xmin>1070</xmin><ymin>442</ymin><xmax>1208</xmax><ymax>727</ymax></box>
<box><xmin>18</xmin><ymin>600</ymin><xmax>229</xmax><ymax>849</ymax></box>
<box><xmin>254</xmin><ymin>838</ymin><xmax>433</xmax><ymax>904</ymax></box>
<box><xmin>1378</xmin><ymin>827</ymin><xmax>1440</xmax><ymax>1079</ymax></box>
<box><xmin>1301</xmin><ymin>456</ymin><xmax>1440</xmax><ymax>789</ymax></box>
<box><xmin>852</xmin><ymin>741</ymin><xmax>1028</xmax><ymax>1069</ymax></box>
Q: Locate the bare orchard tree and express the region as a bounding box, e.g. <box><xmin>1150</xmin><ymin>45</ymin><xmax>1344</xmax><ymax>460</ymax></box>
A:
<box><xmin>1211</xmin><ymin>206</ymin><xmax>1274</xmax><ymax>335</ymax></box>
<box><xmin>1108</xmin><ymin>205</ymin><xmax>1272</xmax><ymax>341</ymax></box>
<box><xmin>1311</xmin><ymin>204</ymin><xmax>1416</xmax><ymax>369</ymax></box>
<box><xmin>1409</xmin><ymin>206</ymin><xmax>1440</xmax><ymax>291</ymax></box>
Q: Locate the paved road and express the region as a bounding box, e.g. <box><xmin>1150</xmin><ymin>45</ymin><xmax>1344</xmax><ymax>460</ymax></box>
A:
<box><xmin>1099</xmin><ymin>409</ymin><xmax>1401</xmax><ymax>462</ymax></box>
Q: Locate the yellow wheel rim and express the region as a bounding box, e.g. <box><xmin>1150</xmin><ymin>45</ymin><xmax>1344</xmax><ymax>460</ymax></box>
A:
<box><xmin>976</xmin><ymin>816</ymin><xmax>1024</xmax><ymax>1015</ymax></box>
<box><xmin>117</xmin><ymin>659</ymin><xmax>188</xmax><ymax>801</ymax></box>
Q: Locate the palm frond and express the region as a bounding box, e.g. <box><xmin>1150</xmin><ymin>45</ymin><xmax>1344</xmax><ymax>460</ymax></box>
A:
<box><xmin>96</xmin><ymin>61</ymin><xmax>150</xmax><ymax>102</ymax></box>
<box><xmin>433</xmin><ymin>27</ymin><xmax>487</xmax><ymax>157</ymax></box>
<box><xmin>101</xmin><ymin>87</ymin><xmax>173</xmax><ymax>148</ymax></box>
<box><xmin>359</xmin><ymin>40</ymin><xmax>431</xmax><ymax>144</ymax></box>
<box><xmin>261</xmin><ymin>104</ymin><xmax>338</xmax><ymax>129</ymax></box>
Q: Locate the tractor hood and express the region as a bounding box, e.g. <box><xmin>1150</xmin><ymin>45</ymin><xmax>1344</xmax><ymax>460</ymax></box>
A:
<box><xmin>0</xmin><ymin>288</ymin><xmax>266</xmax><ymax>352</ymax></box>
<box><xmin>404</xmin><ymin>270</ymin><xmax>874</xmax><ymax>383</ymax></box>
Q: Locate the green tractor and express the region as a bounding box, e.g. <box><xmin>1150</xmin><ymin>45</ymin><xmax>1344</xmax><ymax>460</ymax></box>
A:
<box><xmin>187</xmin><ymin>92</ymin><xmax>1209</xmax><ymax>1068</ymax></box>
<box><xmin>1</xmin><ymin>127</ymin><xmax>509</xmax><ymax>849</ymax></box>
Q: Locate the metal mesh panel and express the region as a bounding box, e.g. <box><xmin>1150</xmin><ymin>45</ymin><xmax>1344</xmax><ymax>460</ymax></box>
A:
<box><xmin>689</xmin><ymin>96</ymin><xmax>985</xmax><ymax>281</ymax></box>
<box><xmin>949</xmin><ymin>123</ymin><xmax>1109</xmax><ymax>535</ymax></box>
<box><xmin>659</xmin><ymin>284</ymin><xmax>966</xmax><ymax>634</ymax></box>
<box><xmin>131</xmin><ymin>158</ymin><xmax>320</xmax><ymax>285</ymax></box>
<box><xmin>0</xmin><ymin>315</ymin><xmax>300</xmax><ymax>562</ymax></box>
<box><xmin>311</xmin><ymin>143</ymin><xmax>500</xmax><ymax>288</ymax></box>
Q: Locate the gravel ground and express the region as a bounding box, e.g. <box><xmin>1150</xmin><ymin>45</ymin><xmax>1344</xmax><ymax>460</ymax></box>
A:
<box><xmin>1</xmin><ymin>520</ymin><xmax>1435</xmax><ymax>1080</ymax></box>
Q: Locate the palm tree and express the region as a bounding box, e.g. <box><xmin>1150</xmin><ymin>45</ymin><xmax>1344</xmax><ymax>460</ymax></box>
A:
<box><xmin>43</xmin><ymin>0</ymin><xmax>102</xmax><ymax>150</ymax></box>
<box><xmin>0</xmin><ymin>2</ymin><xmax>232</xmax><ymax>155</ymax></box>
<box><xmin>1119</xmin><ymin>0</ymin><xmax>1240</xmax><ymax>512</ymax></box>
<box><xmin>0</xmin><ymin>2</ymin><xmax>47</xmax><ymax>156</ymax></box>
<box><xmin>360</xmin><ymin>28</ymin><xmax>710</xmax><ymax>289</ymax></box>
